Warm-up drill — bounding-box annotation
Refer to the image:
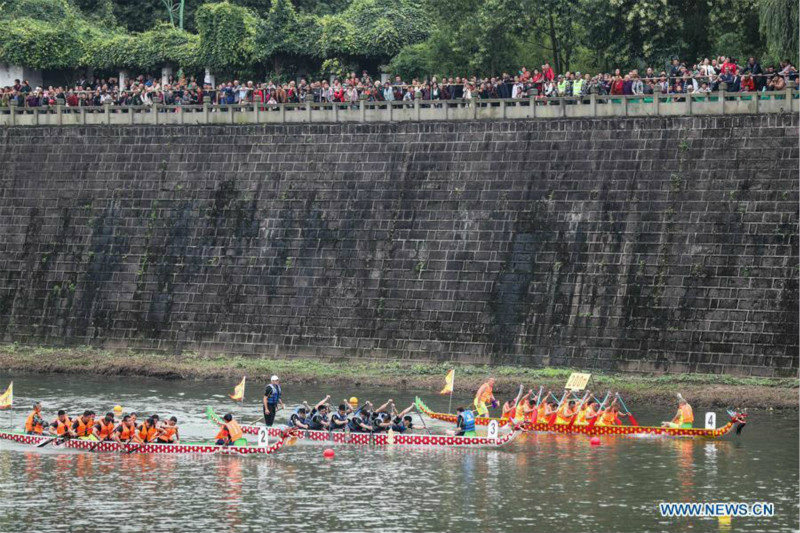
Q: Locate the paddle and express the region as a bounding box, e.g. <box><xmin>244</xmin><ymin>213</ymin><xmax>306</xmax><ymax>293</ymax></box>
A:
<box><xmin>36</xmin><ymin>436</ymin><xmax>60</xmax><ymax>448</ymax></box>
<box><xmin>413</xmin><ymin>405</ymin><xmax>432</xmax><ymax>436</ymax></box>
<box><xmin>614</xmin><ymin>393</ymin><xmax>638</xmax><ymax>426</ymax></box>
<box><xmin>548</xmin><ymin>390</ymin><xmax>569</xmax><ymax>425</ymax></box>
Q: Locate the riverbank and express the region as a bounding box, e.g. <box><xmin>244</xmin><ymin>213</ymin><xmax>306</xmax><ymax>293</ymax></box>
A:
<box><xmin>0</xmin><ymin>344</ymin><xmax>796</xmax><ymax>409</ymax></box>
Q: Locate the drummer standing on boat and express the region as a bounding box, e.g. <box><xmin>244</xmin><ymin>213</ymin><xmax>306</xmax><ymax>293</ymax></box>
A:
<box><xmin>263</xmin><ymin>375</ymin><xmax>284</xmax><ymax>426</ymax></box>
<box><xmin>474</xmin><ymin>378</ymin><xmax>496</xmax><ymax>418</ymax></box>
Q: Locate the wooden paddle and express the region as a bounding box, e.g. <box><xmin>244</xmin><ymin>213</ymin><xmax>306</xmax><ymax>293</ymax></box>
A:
<box><xmin>36</xmin><ymin>436</ymin><xmax>60</xmax><ymax>448</ymax></box>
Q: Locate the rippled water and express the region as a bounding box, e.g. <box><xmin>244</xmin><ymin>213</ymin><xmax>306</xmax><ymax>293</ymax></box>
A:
<box><xmin>0</xmin><ymin>373</ymin><xmax>796</xmax><ymax>532</ymax></box>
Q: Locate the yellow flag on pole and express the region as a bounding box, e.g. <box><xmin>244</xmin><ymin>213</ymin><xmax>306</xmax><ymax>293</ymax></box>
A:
<box><xmin>440</xmin><ymin>369</ymin><xmax>455</xmax><ymax>394</ymax></box>
<box><xmin>0</xmin><ymin>382</ymin><xmax>12</xmax><ymax>409</ymax></box>
<box><xmin>229</xmin><ymin>376</ymin><xmax>246</xmax><ymax>402</ymax></box>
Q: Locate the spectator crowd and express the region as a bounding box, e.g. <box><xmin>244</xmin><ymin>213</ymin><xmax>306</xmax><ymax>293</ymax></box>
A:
<box><xmin>1</xmin><ymin>55</ymin><xmax>797</xmax><ymax>109</ymax></box>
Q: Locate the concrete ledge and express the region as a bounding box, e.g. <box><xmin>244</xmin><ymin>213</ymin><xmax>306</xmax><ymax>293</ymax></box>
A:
<box><xmin>1</xmin><ymin>90</ymin><xmax>797</xmax><ymax>127</ymax></box>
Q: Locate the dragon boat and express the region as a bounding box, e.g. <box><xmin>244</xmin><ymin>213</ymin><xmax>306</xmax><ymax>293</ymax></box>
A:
<box><xmin>0</xmin><ymin>428</ymin><xmax>293</xmax><ymax>456</ymax></box>
<box><xmin>206</xmin><ymin>407</ymin><xmax>520</xmax><ymax>448</ymax></box>
<box><xmin>414</xmin><ymin>398</ymin><xmax>746</xmax><ymax>439</ymax></box>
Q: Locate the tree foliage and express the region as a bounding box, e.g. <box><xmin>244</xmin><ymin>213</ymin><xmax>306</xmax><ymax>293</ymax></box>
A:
<box><xmin>86</xmin><ymin>22</ymin><xmax>199</xmax><ymax>71</ymax></box>
<box><xmin>0</xmin><ymin>0</ymin><xmax>796</xmax><ymax>79</ymax></box>
<box><xmin>196</xmin><ymin>2</ymin><xmax>259</xmax><ymax>69</ymax></box>
<box><xmin>759</xmin><ymin>0</ymin><xmax>799</xmax><ymax>62</ymax></box>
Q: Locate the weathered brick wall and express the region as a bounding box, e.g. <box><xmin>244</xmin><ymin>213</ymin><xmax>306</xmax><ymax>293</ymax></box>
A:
<box><xmin>0</xmin><ymin>114</ymin><xmax>797</xmax><ymax>376</ymax></box>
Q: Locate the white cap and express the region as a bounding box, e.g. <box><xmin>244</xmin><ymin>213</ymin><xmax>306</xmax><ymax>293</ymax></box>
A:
<box><xmin>271</xmin><ymin>375</ymin><xmax>279</xmax><ymax>381</ymax></box>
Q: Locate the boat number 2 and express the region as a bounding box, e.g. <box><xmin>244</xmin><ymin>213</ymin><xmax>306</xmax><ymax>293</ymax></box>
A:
<box><xmin>258</xmin><ymin>428</ymin><xmax>269</xmax><ymax>447</ymax></box>
<box><xmin>704</xmin><ymin>412</ymin><xmax>716</xmax><ymax>430</ymax></box>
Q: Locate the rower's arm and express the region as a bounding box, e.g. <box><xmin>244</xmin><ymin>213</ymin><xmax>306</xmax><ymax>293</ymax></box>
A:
<box><xmin>396</xmin><ymin>403</ymin><xmax>415</xmax><ymax>418</ymax></box>
<box><xmin>313</xmin><ymin>395</ymin><xmax>331</xmax><ymax>411</ymax></box>
<box><xmin>374</xmin><ymin>400</ymin><xmax>392</xmax><ymax>414</ymax></box>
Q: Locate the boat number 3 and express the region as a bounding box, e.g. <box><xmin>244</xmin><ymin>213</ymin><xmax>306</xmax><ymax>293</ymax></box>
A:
<box><xmin>487</xmin><ymin>420</ymin><xmax>499</xmax><ymax>441</ymax></box>
<box><xmin>258</xmin><ymin>428</ymin><xmax>269</xmax><ymax>447</ymax></box>
<box><xmin>704</xmin><ymin>412</ymin><xmax>716</xmax><ymax>430</ymax></box>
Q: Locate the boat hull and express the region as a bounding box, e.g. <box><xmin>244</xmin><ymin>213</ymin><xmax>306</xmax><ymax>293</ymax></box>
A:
<box><xmin>0</xmin><ymin>430</ymin><xmax>287</xmax><ymax>456</ymax></box>
<box><xmin>206</xmin><ymin>407</ymin><xmax>518</xmax><ymax>448</ymax></box>
<box><xmin>414</xmin><ymin>398</ymin><xmax>737</xmax><ymax>439</ymax></box>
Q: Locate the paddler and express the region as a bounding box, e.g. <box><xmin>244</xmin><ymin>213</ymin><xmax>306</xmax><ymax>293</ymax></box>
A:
<box><xmin>330</xmin><ymin>404</ymin><xmax>350</xmax><ymax>431</ymax></box>
<box><xmin>474</xmin><ymin>378</ymin><xmax>497</xmax><ymax>418</ymax></box>
<box><xmin>370</xmin><ymin>400</ymin><xmax>395</xmax><ymax>432</ymax></box>
<box><xmin>215</xmin><ymin>413</ymin><xmax>244</xmax><ymax>446</ymax></box>
<box><xmin>307</xmin><ymin>405</ymin><xmax>331</xmax><ymax>431</ymax></box>
<box><xmin>501</xmin><ymin>387</ymin><xmax>524</xmax><ymax>421</ymax></box>
<box><xmin>390</xmin><ymin>403</ymin><xmax>415</xmax><ymax>433</ymax></box>
<box><xmin>513</xmin><ymin>390</ymin><xmax>537</xmax><ymax>425</ymax></box>
<box><xmin>112</xmin><ymin>415</ymin><xmax>140</xmax><ymax>443</ymax></box>
<box><xmin>49</xmin><ymin>410</ymin><xmax>74</xmax><ymax>437</ymax></box>
<box><xmin>288</xmin><ymin>407</ymin><xmax>310</xmax><ymax>429</ymax></box>
<box><xmin>72</xmin><ymin>411</ymin><xmax>97</xmax><ymax>440</ymax></box>
<box><xmin>157</xmin><ymin>417</ymin><xmax>180</xmax><ymax>443</ymax></box>
<box><xmin>347</xmin><ymin>404</ymin><xmax>374</xmax><ymax>433</ymax></box>
<box><xmin>662</xmin><ymin>394</ymin><xmax>694</xmax><ymax>428</ymax></box>
<box><xmin>94</xmin><ymin>412</ymin><xmax>117</xmax><ymax>441</ymax></box>
<box><xmin>262</xmin><ymin>375</ymin><xmax>284</xmax><ymax>427</ymax></box>
<box><xmin>455</xmin><ymin>406</ymin><xmax>476</xmax><ymax>437</ymax></box>
<box><xmin>25</xmin><ymin>402</ymin><xmax>46</xmax><ymax>435</ymax></box>
<box><xmin>138</xmin><ymin>415</ymin><xmax>160</xmax><ymax>443</ymax></box>
<box><xmin>574</xmin><ymin>399</ymin><xmax>597</xmax><ymax>426</ymax></box>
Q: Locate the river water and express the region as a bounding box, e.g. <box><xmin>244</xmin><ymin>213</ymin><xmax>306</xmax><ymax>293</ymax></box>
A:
<box><xmin>0</xmin><ymin>373</ymin><xmax>796</xmax><ymax>533</ymax></box>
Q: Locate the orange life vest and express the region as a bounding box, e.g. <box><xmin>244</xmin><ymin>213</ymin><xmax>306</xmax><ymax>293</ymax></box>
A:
<box><xmin>25</xmin><ymin>411</ymin><xmax>44</xmax><ymax>434</ymax></box>
<box><xmin>537</xmin><ymin>404</ymin><xmax>547</xmax><ymax>420</ymax></box>
<box><xmin>53</xmin><ymin>417</ymin><xmax>71</xmax><ymax>436</ymax></box>
<box><xmin>74</xmin><ymin>417</ymin><xmax>93</xmax><ymax>437</ymax></box>
<box><xmin>679</xmin><ymin>404</ymin><xmax>694</xmax><ymax>424</ymax></box>
<box><xmin>215</xmin><ymin>427</ymin><xmax>229</xmax><ymax>441</ymax></box>
<box><xmin>555</xmin><ymin>404</ymin><xmax>571</xmax><ymax>425</ymax></box>
<box><xmin>225</xmin><ymin>420</ymin><xmax>243</xmax><ymax>442</ymax></box>
<box><xmin>597</xmin><ymin>410</ymin><xmax>617</xmax><ymax>426</ymax></box>
<box><xmin>118</xmin><ymin>424</ymin><xmax>136</xmax><ymax>441</ymax></box>
<box><xmin>501</xmin><ymin>403</ymin><xmax>515</xmax><ymax>420</ymax></box>
<box><xmin>139</xmin><ymin>423</ymin><xmax>158</xmax><ymax>443</ymax></box>
<box><xmin>575</xmin><ymin>406</ymin><xmax>590</xmax><ymax>426</ymax></box>
<box><xmin>96</xmin><ymin>419</ymin><xmax>116</xmax><ymax>440</ymax></box>
<box><xmin>158</xmin><ymin>426</ymin><xmax>177</xmax><ymax>443</ymax></box>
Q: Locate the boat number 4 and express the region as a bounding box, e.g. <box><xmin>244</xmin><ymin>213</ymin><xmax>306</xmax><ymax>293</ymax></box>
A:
<box><xmin>704</xmin><ymin>412</ymin><xmax>716</xmax><ymax>430</ymax></box>
<box><xmin>258</xmin><ymin>428</ymin><xmax>269</xmax><ymax>447</ymax></box>
<box><xmin>487</xmin><ymin>420</ymin><xmax>499</xmax><ymax>441</ymax></box>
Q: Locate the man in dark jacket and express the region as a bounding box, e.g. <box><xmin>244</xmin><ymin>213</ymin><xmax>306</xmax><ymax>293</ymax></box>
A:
<box><xmin>746</xmin><ymin>57</ymin><xmax>764</xmax><ymax>90</ymax></box>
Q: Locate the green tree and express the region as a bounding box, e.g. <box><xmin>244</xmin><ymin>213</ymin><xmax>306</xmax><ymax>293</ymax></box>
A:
<box><xmin>85</xmin><ymin>22</ymin><xmax>199</xmax><ymax>72</ymax></box>
<box><xmin>759</xmin><ymin>0</ymin><xmax>799</xmax><ymax>62</ymax></box>
<box><xmin>196</xmin><ymin>2</ymin><xmax>260</xmax><ymax>71</ymax></box>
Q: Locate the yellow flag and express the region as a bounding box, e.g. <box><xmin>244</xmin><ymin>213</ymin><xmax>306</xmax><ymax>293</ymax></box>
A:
<box><xmin>440</xmin><ymin>369</ymin><xmax>455</xmax><ymax>394</ymax></box>
<box><xmin>229</xmin><ymin>376</ymin><xmax>246</xmax><ymax>402</ymax></box>
<box><xmin>0</xmin><ymin>382</ymin><xmax>12</xmax><ymax>409</ymax></box>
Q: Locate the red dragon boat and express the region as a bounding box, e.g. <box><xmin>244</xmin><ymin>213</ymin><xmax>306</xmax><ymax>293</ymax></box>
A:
<box><xmin>0</xmin><ymin>428</ymin><xmax>292</xmax><ymax>456</ymax></box>
<box><xmin>414</xmin><ymin>398</ymin><xmax>746</xmax><ymax>439</ymax></box>
<box><xmin>206</xmin><ymin>407</ymin><xmax>520</xmax><ymax>448</ymax></box>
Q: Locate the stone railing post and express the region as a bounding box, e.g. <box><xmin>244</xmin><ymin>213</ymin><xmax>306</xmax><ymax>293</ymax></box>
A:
<box><xmin>686</xmin><ymin>92</ymin><xmax>693</xmax><ymax>115</ymax></box>
<box><xmin>387</xmin><ymin>101</ymin><xmax>393</xmax><ymax>122</ymax></box>
<box><xmin>152</xmin><ymin>102</ymin><xmax>159</xmax><ymax>125</ymax></box>
<box><xmin>359</xmin><ymin>99</ymin><xmax>366</xmax><ymax>122</ymax></box>
<box><xmin>253</xmin><ymin>100</ymin><xmax>259</xmax><ymax>123</ymax></box>
<box><xmin>529</xmin><ymin>95</ymin><xmax>535</xmax><ymax>118</ymax></box>
<box><xmin>785</xmin><ymin>80</ymin><xmax>795</xmax><ymax>110</ymax></box>
<box><xmin>414</xmin><ymin>98</ymin><xmax>420</xmax><ymax>121</ymax></box>
<box><xmin>104</xmin><ymin>102</ymin><xmax>111</xmax><ymax>125</ymax></box>
<box><xmin>621</xmin><ymin>95</ymin><xmax>628</xmax><ymax>116</ymax></box>
<box><xmin>8</xmin><ymin>100</ymin><xmax>17</xmax><ymax>126</ymax></box>
<box><xmin>719</xmin><ymin>82</ymin><xmax>727</xmax><ymax>114</ymax></box>
<box><xmin>307</xmin><ymin>101</ymin><xmax>313</xmax><ymax>123</ymax></box>
<box><xmin>56</xmin><ymin>103</ymin><xmax>63</xmax><ymax>125</ymax></box>
<box><xmin>203</xmin><ymin>96</ymin><xmax>210</xmax><ymax>123</ymax></box>
<box><xmin>589</xmin><ymin>93</ymin><xmax>597</xmax><ymax>117</ymax></box>
<box><xmin>280</xmin><ymin>102</ymin><xmax>286</xmax><ymax>123</ymax></box>
<box><xmin>653</xmin><ymin>92</ymin><xmax>660</xmax><ymax>115</ymax></box>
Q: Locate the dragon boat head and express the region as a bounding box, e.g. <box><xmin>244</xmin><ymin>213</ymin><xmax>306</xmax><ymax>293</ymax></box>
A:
<box><xmin>727</xmin><ymin>409</ymin><xmax>748</xmax><ymax>435</ymax></box>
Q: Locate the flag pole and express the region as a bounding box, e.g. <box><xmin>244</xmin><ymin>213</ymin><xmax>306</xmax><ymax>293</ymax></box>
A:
<box><xmin>447</xmin><ymin>370</ymin><xmax>454</xmax><ymax>414</ymax></box>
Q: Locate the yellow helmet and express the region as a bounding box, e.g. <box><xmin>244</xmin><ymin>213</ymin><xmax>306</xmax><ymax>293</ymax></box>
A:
<box><xmin>113</xmin><ymin>405</ymin><xmax>123</xmax><ymax>414</ymax></box>
<box><xmin>349</xmin><ymin>397</ymin><xmax>358</xmax><ymax>407</ymax></box>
